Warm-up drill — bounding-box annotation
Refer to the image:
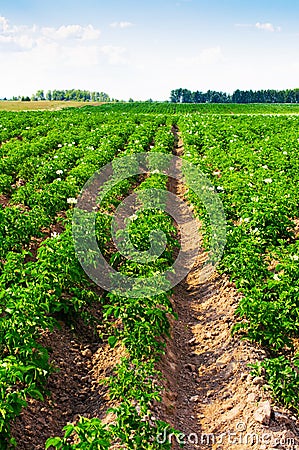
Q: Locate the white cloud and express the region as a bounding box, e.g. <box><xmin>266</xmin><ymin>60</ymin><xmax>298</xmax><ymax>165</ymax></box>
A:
<box><xmin>0</xmin><ymin>16</ymin><xmax>127</xmax><ymax>66</ymax></box>
<box><xmin>255</xmin><ymin>22</ymin><xmax>275</xmax><ymax>32</ymax></box>
<box><xmin>41</xmin><ymin>24</ymin><xmax>101</xmax><ymax>41</ymax></box>
<box><xmin>177</xmin><ymin>46</ymin><xmax>224</xmax><ymax>66</ymax></box>
<box><xmin>0</xmin><ymin>16</ymin><xmax>101</xmax><ymax>52</ymax></box>
<box><xmin>235</xmin><ymin>22</ymin><xmax>281</xmax><ymax>33</ymax></box>
<box><xmin>0</xmin><ymin>34</ymin><xmax>28</xmax><ymax>49</ymax></box>
<box><xmin>0</xmin><ymin>16</ymin><xmax>9</xmax><ymax>32</ymax></box>
<box><xmin>0</xmin><ymin>21</ymin><xmax>36</xmax><ymax>51</ymax></box>
<box><xmin>0</xmin><ymin>15</ymin><xmax>131</xmax><ymax>98</ymax></box>
<box><xmin>110</xmin><ymin>21</ymin><xmax>133</xmax><ymax>29</ymax></box>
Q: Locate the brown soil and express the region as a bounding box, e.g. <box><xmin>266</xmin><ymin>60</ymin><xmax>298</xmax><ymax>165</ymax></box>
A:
<box><xmin>0</xmin><ymin>194</ymin><xmax>10</xmax><ymax>207</ymax></box>
<box><xmin>294</xmin><ymin>218</ymin><xmax>299</xmax><ymax>239</ymax></box>
<box><xmin>0</xmin><ymin>101</ymin><xmax>105</xmax><ymax>112</ymax></box>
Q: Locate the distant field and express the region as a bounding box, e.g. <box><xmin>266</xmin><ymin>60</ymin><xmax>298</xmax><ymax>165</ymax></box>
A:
<box><xmin>0</xmin><ymin>100</ymin><xmax>103</xmax><ymax>111</ymax></box>
<box><xmin>93</xmin><ymin>101</ymin><xmax>299</xmax><ymax>114</ymax></box>
<box><xmin>2</xmin><ymin>101</ymin><xmax>299</xmax><ymax>113</ymax></box>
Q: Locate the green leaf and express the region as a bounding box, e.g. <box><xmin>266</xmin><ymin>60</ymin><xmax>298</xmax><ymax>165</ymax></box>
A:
<box><xmin>45</xmin><ymin>437</ymin><xmax>62</xmax><ymax>449</ymax></box>
<box><xmin>108</xmin><ymin>336</ymin><xmax>118</xmax><ymax>348</ymax></box>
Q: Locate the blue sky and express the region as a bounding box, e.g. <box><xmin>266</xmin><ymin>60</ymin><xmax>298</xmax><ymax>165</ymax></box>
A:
<box><xmin>0</xmin><ymin>0</ymin><xmax>298</xmax><ymax>100</ymax></box>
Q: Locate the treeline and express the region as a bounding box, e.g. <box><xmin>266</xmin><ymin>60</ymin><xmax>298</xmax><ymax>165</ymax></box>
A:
<box><xmin>11</xmin><ymin>89</ymin><xmax>111</xmax><ymax>102</ymax></box>
<box><xmin>170</xmin><ymin>88</ymin><xmax>299</xmax><ymax>103</ymax></box>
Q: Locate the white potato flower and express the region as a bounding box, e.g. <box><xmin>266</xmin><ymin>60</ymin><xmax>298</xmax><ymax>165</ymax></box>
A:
<box><xmin>67</xmin><ymin>197</ymin><xmax>77</xmax><ymax>205</ymax></box>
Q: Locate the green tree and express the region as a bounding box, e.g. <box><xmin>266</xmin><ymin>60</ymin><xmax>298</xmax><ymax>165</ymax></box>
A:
<box><xmin>36</xmin><ymin>90</ymin><xmax>45</xmax><ymax>101</ymax></box>
<box><xmin>181</xmin><ymin>89</ymin><xmax>192</xmax><ymax>103</ymax></box>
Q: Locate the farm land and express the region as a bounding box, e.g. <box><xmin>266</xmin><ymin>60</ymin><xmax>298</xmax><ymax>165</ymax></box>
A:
<box><xmin>0</xmin><ymin>102</ymin><xmax>299</xmax><ymax>448</ymax></box>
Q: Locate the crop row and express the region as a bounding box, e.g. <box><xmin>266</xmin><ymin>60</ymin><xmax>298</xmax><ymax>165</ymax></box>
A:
<box><xmin>46</xmin><ymin>125</ymin><xmax>180</xmax><ymax>448</ymax></box>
